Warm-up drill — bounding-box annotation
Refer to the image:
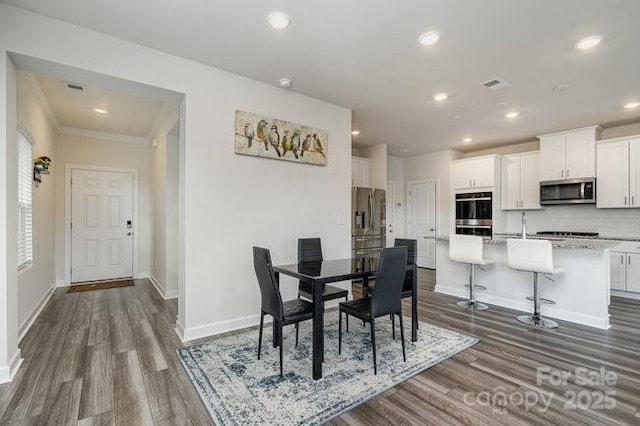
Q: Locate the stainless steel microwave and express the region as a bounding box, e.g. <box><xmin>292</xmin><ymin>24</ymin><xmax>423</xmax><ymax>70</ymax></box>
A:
<box><xmin>540</xmin><ymin>178</ymin><xmax>596</xmax><ymax>205</ymax></box>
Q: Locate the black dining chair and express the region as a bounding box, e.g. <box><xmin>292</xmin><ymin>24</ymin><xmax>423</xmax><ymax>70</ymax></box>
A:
<box><xmin>253</xmin><ymin>247</ymin><xmax>314</xmax><ymax>377</ymax></box>
<box><xmin>297</xmin><ymin>238</ymin><xmax>349</xmax><ymax>329</ymax></box>
<box><xmin>364</xmin><ymin>238</ymin><xmax>418</xmax><ymax>336</ymax></box>
<box><xmin>338</xmin><ymin>246</ymin><xmax>408</xmax><ymax>374</ymax></box>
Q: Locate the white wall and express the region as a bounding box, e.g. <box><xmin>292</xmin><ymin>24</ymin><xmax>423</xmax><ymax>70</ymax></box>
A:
<box><xmin>387</xmin><ymin>155</ymin><xmax>406</xmax><ymax>239</ymax></box>
<box><xmin>0</xmin><ymin>52</ymin><xmax>20</xmax><ymax>381</ymax></box>
<box><xmin>405</xmin><ymin>149</ymin><xmax>461</xmax><ymax>236</ymax></box>
<box><xmin>0</xmin><ymin>4</ymin><xmax>352</xmax><ymax>355</ymax></box>
<box><xmin>16</xmin><ymin>72</ymin><xmax>56</xmax><ymax>335</ymax></box>
<box><xmin>53</xmin><ymin>133</ymin><xmax>152</xmax><ymax>284</ymax></box>
<box><xmin>150</xmin><ymin>112</ymin><xmax>179</xmax><ymax>299</ymax></box>
<box><xmin>360</xmin><ymin>144</ymin><xmax>387</xmax><ymax>189</ymax></box>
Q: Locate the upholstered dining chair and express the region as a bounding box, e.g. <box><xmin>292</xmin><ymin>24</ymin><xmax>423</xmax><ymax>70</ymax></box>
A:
<box><xmin>338</xmin><ymin>246</ymin><xmax>408</xmax><ymax>374</ymax></box>
<box><xmin>364</xmin><ymin>238</ymin><xmax>418</xmax><ymax>336</ymax></box>
<box><xmin>253</xmin><ymin>246</ymin><xmax>314</xmax><ymax>376</ymax></box>
<box><xmin>297</xmin><ymin>238</ymin><xmax>349</xmax><ymax>329</ymax></box>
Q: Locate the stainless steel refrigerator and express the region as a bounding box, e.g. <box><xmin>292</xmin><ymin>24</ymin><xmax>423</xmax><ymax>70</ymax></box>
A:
<box><xmin>352</xmin><ymin>187</ymin><xmax>386</xmax><ymax>258</ymax></box>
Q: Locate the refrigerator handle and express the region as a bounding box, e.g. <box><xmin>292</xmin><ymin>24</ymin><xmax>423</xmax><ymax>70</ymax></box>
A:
<box><xmin>369</xmin><ymin>191</ymin><xmax>374</xmax><ymax>229</ymax></box>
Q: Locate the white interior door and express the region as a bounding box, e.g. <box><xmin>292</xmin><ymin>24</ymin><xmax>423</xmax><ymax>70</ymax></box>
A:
<box><xmin>407</xmin><ymin>181</ymin><xmax>436</xmax><ymax>268</ymax></box>
<box><xmin>386</xmin><ymin>182</ymin><xmax>395</xmax><ymax>246</ymax></box>
<box><xmin>71</xmin><ymin>169</ymin><xmax>134</xmax><ymax>283</ymax></box>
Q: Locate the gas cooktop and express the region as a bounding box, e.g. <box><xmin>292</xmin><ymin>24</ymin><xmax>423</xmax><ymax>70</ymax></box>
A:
<box><xmin>536</xmin><ymin>231</ymin><xmax>599</xmax><ymax>238</ymax></box>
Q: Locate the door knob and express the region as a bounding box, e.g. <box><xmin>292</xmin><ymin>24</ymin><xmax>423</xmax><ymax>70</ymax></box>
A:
<box><xmin>127</xmin><ymin>231</ymin><xmax>133</xmax><ymax>236</ymax></box>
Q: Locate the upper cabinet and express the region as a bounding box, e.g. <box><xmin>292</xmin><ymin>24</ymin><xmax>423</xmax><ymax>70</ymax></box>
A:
<box><xmin>453</xmin><ymin>155</ymin><xmax>499</xmax><ymax>190</ymax></box>
<box><xmin>352</xmin><ymin>156</ymin><xmax>370</xmax><ymax>187</ymax></box>
<box><xmin>538</xmin><ymin>126</ymin><xmax>601</xmax><ymax>181</ymax></box>
<box><xmin>501</xmin><ymin>151</ymin><xmax>541</xmax><ymax>210</ymax></box>
<box><xmin>596</xmin><ymin>137</ymin><xmax>640</xmax><ymax>208</ymax></box>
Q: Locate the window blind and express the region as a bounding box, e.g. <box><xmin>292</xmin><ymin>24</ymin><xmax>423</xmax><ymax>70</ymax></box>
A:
<box><xmin>17</xmin><ymin>130</ymin><xmax>33</xmax><ymax>271</ymax></box>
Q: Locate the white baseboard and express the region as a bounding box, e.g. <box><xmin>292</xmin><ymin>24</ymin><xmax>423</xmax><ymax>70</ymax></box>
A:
<box><xmin>18</xmin><ymin>282</ymin><xmax>56</xmax><ymax>342</ymax></box>
<box><xmin>0</xmin><ymin>349</ymin><xmax>23</xmax><ymax>384</ymax></box>
<box><xmin>435</xmin><ymin>284</ymin><xmax>610</xmax><ymax>330</ymax></box>
<box><xmin>148</xmin><ymin>275</ymin><xmax>178</xmax><ymax>300</ymax></box>
<box><xmin>134</xmin><ymin>271</ymin><xmax>150</xmax><ymax>279</ymax></box>
<box><xmin>181</xmin><ymin>314</ymin><xmax>272</xmax><ymax>343</ymax></box>
<box><xmin>612</xmin><ymin>290</ymin><xmax>640</xmax><ymax>300</ymax></box>
<box><xmin>56</xmin><ymin>279</ymin><xmax>67</xmax><ymax>288</ymax></box>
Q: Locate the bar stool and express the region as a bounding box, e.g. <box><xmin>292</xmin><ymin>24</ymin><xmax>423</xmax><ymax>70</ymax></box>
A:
<box><xmin>449</xmin><ymin>234</ymin><xmax>493</xmax><ymax>311</ymax></box>
<box><xmin>507</xmin><ymin>238</ymin><xmax>563</xmax><ymax>329</ymax></box>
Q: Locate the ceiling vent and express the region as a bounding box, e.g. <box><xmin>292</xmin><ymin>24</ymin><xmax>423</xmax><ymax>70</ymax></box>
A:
<box><xmin>64</xmin><ymin>81</ymin><xmax>86</xmax><ymax>94</ymax></box>
<box><xmin>481</xmin><ymin>78</ymin><xmax>510</xmax><ymax>90</ymax></box>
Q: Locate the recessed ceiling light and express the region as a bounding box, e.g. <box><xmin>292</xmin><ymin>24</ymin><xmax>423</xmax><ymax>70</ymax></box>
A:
<box><xmin>624</xmin><ymin>102</ymin><xmax>640</xmax><ymax>109</ymax></box>
<box><xmin>575</xmin><ymin>35</ymin><xmax>602</xmax><ymax>50</ymax></box>
<box><xmin>418</xmin><ymin>31</ymin><xmax>440</xmax><ymax>46</ymax></box>
<box><xmin>93</xmin><ymin>107</ymin><xmax>108</xmax><ymax>115</ymax></box>
<box><xmin>433</xmin><ymin>93</ymin><xmax>448</xmax><ymax>102</ymax></box>
<box><xmin>462</xmin><ymin>137</ymin><xmax>473</xmax><ymax>143</ymax></box>
<box><xmin>279</xmin><ymin>78</ymin><xmax>292</xmax><ymax>88</ymax></box>
<box><xmin>505</xmin><ymin>111</ymin><xmax>519</xmax><ymax>119</ymax></box>
<box><xmin>553</xmin><ymin>83</ymin><xmax>570</xmax><ymax>92</ymax></box>
<box><xmin>351</xmin><ymin>130</ymin><xmax>360</xmax><ymax>136</ymax></box>
<box><xmin>267</xmin><ymin>11</ymin><xmax>290</xmax><ymax>29</ymax></box>
<box><xmin>449</xmin><ymin>113</ymin><xmax>463</xmax><ymax>120</ymax></box>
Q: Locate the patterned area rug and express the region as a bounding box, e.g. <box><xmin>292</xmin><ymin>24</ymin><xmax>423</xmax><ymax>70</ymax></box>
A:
<box><xmin>178</xmin><ymin>311</ymin><xmax>477</xmax><ymax>425</ymax></box>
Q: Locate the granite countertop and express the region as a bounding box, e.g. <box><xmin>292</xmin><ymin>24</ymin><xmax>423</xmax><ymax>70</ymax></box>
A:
<box><xmin>494</xmin><ymin>232</ymin><xmax>640</xmax><ymax>242</ymax></box>
<box><xmin>435</xmin><ymin>234</ymin><xmax>620</xmax><ymax>250</ymax></box>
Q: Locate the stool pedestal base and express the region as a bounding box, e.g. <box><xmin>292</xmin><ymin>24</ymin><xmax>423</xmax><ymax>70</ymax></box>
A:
<box><xmin>517</xmin><ymin>314</ymin><xmax>558</xmax><ymax>329</ymax></box>
<box><xmin>457</xmin><ymin>300</ymin><xmax>488</xmax><ymax>311</ymax></box>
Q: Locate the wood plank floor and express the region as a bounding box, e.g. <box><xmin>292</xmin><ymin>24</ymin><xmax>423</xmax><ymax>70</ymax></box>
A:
<box><xmin>1</xmin><ymin>269</ymin><xmax>639</xmax><ymax>425</ymax></box>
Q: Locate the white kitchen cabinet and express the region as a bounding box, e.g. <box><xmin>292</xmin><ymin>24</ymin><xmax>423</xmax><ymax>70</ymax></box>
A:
<box><xmin>501</xmin><ymin>151</ymin><xmax>541</xmax><ymax>210</ymax></box>
<box><xmin>539</xmin><ymin>126</ymin><xmax>600</xmax><ymax>181</ymax></box>
<box><xmin>611</xmin><ymin>252</ymin><xmax>640</xmax><ymax>293</ymax></box>
<box><xmin>596</xmin><ymin>137</ymin><xmax>640</xmax><ymax>208</ymax></box>
<box><xmin>453</xmin><ymin>155</ymin><xmax>498</xmax><ymax>190</ymax></box>
<box><xmin>627</xmin><ymin>254</ymin><xmax>640</xmax><ymax>293</ymax></box>
<box><xmin>610</xmin><ymin>252</ymin><xmax>626</xmax><ymax>291</ymax></box>
<box><xmin>352</xmin><ymin>156</ymin><xmax>370</xmax><ymax>187</ymax></box>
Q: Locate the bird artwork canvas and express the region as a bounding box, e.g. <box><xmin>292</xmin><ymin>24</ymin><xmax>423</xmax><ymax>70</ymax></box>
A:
<box><xmin>234</xmin><ymin>110</ymin><xmax>328</xmax><ymax>166</ymax></box>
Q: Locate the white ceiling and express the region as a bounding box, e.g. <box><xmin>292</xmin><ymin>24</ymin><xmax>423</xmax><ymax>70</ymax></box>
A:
<box><xmin>5</xmin><ymin>0</ymin><xmax>640</xmax><ymax>155</ymax></box>
<box><xmin>35</xmin><ymin>73</ymin><xmax>166</xmax><ymax>138</ymax></box>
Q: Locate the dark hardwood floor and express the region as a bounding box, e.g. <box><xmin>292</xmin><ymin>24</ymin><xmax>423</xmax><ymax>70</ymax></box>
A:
<box><xmin>1</xmin><ymin>269</ymin><xmax>639</xmax><ymax>425</ymax></box>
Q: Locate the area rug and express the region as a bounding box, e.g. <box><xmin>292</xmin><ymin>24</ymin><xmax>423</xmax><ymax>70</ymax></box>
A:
<box><xmin>177</xmin><ymin>311</ymin><xmax>477</xmax><ymax>425</ymax></box>
<box><xmin>66</xmin><ymin>279</ymin><xmax>134</xmax><ymax>293</ymax></box>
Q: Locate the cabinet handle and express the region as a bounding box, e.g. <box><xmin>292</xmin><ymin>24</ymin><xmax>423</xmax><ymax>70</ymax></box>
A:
<box><xmin>621</xmin><ymin>256</ymin><xmax>624</xmax><ymax>265</ymax></box>
<box><xmin>561</xmin><ymin>170</ymin><xmax>564</xmax><ymax>178</ymax></box>
<box><xmin>469</xmin><ymin>179</ymin><xmax>472</xmax><ymax>187</ymax></box>
<box><xmin>625</xmin><ymin>196</ymin><xmax>627</xmax><ymax>206</ymax></box>
<box><xmin>633</xmin><ymin>196</ymin><xmax>635</xmax><ymax>205</ymax></box>
<box><xmin>629</xmin><ymin>256</ymin><xmax>631</xmax><ymax>265</ymax></box>
<box><xmin>566</xmin><ymin>169</ymin><xmax>570</xmax><ymax>177</ymax></box>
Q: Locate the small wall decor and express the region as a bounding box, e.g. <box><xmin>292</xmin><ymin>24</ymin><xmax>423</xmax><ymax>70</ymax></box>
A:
<box><xmin>33</xmin><ymin>156</ymin><xmax>51</xmax><ymax>186</ymax></box>
<box><xmin>234</xmin><ymin>110</ymin><xmax>328</xmax><ymax>166</ymax></box>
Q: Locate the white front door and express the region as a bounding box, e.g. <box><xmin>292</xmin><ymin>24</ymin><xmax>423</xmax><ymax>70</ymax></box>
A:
<box><xmin>71</xmin><ymin>169</ymin><xmax>134</xmax><ymax>283</ymax></box>
<box><xmin>407</xmin><ymin>181</ymin><xmax>436</xmax><ymax>268</ymax></box>
<box><xmin>386</xmin><ymin>182</ymin><xmax>395</xmax><ymax>246</ymax></box>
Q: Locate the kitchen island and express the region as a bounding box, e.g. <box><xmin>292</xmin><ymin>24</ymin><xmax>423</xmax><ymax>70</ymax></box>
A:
<box><xmin>435</xmin><ymin>235</ymin><xmax>620</xmax><ymax>329</ymax></box>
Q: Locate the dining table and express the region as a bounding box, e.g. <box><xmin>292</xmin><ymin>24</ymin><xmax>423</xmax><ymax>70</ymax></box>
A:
<box><xmin>273</xmin><ymin>256</ymin><xmax>418</xmax><ymax>380</ymax></box>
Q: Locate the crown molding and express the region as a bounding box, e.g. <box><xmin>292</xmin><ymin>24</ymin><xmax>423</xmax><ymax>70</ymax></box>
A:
<box><xmin>145</xmin><ymin>101</ymin><xmax>179</xmax><ymax>142</ymax></box>
<box><xmin>20</xmin><ymin>72</ymin><xmax>60</xmax><ymax>129</ymax></box>
<box><xmin>57</xmin><ymin>126</ymin><xmax>149</xmax><ymax>145</ymax></box>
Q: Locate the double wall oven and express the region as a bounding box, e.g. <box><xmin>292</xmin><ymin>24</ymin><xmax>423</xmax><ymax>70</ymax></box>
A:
<box><xmin>455</xmin><ymin>192</ymin><xmax>492</xmax><ymax>237</ymax></box>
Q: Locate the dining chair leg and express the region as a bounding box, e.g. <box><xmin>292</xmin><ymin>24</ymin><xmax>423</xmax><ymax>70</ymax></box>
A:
<box><xmin>279</xmin><ymin>330</ymin><xmax>284</xmax><ymax>377</ymax></box>
<box><xmin>391</xmin><ymin>314</ymin><xmax>396</xmax><ymax>340</ymax></box>
<box><xmin>338</xmin><ymin>309</ymin><xmax>342</xmax><ymax>354</ymax></box>
<box><xmin>399</xmin><ymin>313</ymin><xmax>406</xmax><ymax>362</ymax></box>
<box><xmin>258</xmin><ymin>312</ymin><xmax>264</xmax><ymax>360</ymax></box>
<box><xmin>344</xmin><ymin>295</ymin><xmax>349</xmax><ymax>331</ymax></box>
<box><xmin>295</xmin><ymin>323</ymin><xmax>299</xmax><ymax>346</ymax></box>
<box><xmin>370</xmin><ymin>319</ymin><xmax>377</xmax><ymax>375</ymax></box>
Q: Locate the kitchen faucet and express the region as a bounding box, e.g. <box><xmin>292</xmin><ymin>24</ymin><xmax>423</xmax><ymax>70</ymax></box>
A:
<box><xmin>521</xmin><ymin>211</ymin><xmax>527</xmax><ymax>239</ymax></box>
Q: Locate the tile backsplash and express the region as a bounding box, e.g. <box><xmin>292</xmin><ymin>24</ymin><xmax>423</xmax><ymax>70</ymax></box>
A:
<box><xmin>505</xmin><ymin>205</ymin><xmax>640</xmax><ymax>238</ymax></box>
